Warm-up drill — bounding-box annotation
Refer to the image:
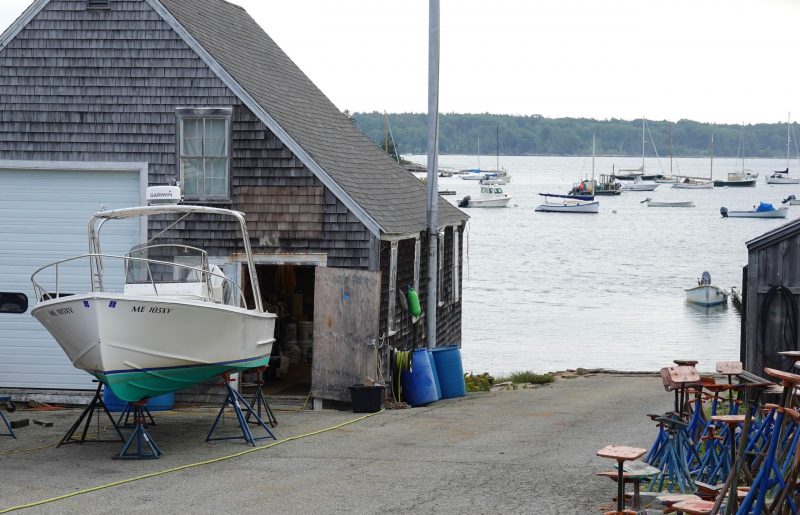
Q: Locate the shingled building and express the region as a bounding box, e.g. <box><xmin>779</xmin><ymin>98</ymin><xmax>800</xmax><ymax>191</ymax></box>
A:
<box><xmin>0</xmin><ymin>0</ymin><xmax>467</xmax><ymax>404</ymax></box>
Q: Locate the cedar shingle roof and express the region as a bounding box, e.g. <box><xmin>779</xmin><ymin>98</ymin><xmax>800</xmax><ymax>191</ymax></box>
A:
<box><xmin>157</xmin><ymin>0</ymin><xmax>467</xmax><ymax>237</ymax></box>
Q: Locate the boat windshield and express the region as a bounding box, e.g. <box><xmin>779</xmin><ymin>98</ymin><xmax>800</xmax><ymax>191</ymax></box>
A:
<box><xmin>125</xmin><ymin>244</ymin><xmax>208</xmax><ymax>284</ymax></box>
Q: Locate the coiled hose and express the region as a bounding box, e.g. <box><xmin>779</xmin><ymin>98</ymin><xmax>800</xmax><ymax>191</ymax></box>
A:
<box><xmin>393</xmin><ymin>350</ymin><xmax>411</xmax><ymax>402</ymax></box>
<box><xmin>758</xmin><ymin>285</ymin><xmax>799</xmax><ymax>370</ymax></box>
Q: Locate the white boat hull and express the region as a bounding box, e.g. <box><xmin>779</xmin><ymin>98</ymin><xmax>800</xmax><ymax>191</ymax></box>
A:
<box><xmin>466</xmin><ymin>196</ymin><xmax>512</xmax><ymax>208</ymax></box>
<box><xmin>31</xmin><ymin>293</ymin><xmax>275</xmax><ymax>401</ymax></box>
<box><xmin>621</xmin><ymin>183</ymin><xmax>659</xmax><ymax>191</ymax></box>
<box><xmin>535</xmin><ymin>201</ymin><xmax>599</xmax><ymax>213</ymax></box>
<box><xmin>724</xmin><ymin>207</ymin><xmax>789</xmax><ymax>218</ymax></box>
<box><xmin>767</xmin><ymin>176</ymin><xmax>800</xmax><ymax>184</ymax></box>
<box><xmin>672</xmin><ymin>182</ymin><xmax>713</xmax><ymax>189</ymax></box>
<box><xmin>685</xmin><ymin>285</ymin><xmax>729</xmax><ymax>306</ymax></box>
<box><xmin>645</xmin><ymin>201</ymin><xmax>695</xmax><ymax>207</ymax></box>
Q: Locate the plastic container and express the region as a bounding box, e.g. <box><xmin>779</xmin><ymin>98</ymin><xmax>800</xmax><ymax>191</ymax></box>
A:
<box><xmin>430</xmin><ymin>346</ymin><xmax>467</xmax><ymax>399</ymax></box>
<box><xmin>428</xmin><ymin>349</ymin><xmax>442</xmax><ymax>400</ymax></box>
<box><xmin>103</xmin><ymin>388</ymin><xmax>175</xmax><ymax>412</ymax></box>
<box><xmin>401</xmin><ymin>348</ymin><xmax>438</xmax><ymax>406</ymax></box>
<box><xmin>349</xmin><ymin>384</ymin><xmax>386</xmax><ymax>413</ymax></box>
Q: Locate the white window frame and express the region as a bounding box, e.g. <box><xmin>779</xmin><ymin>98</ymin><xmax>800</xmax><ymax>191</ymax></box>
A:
<box><xmin>452</xmin><ymin>227</ymin><xmax>460</xmax><ymax>302</ymax></box>
<box><xmin>177</xmin><ymin>107</ymin><xmax>232</xmax><ymax>201</ymax></box>
<box><xmin>437</xmin><ymin>230</ymin><xmax>445</xmax><ymax>307</ymax></box>
<box><xmin>388</xmin><ymin>241</ymin><xmax>398</xmax><ymax>334</ymax></box>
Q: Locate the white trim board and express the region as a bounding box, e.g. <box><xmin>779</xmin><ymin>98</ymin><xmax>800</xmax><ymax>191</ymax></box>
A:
<box><xmin>0</xmin><ymin>0</ymin><xmax>51</xmax><ymax>51</ymax></box>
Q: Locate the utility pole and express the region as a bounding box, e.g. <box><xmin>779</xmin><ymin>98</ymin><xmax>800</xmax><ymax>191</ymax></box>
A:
<box><xmin>425</xmin><ymin>0</ymin><xmax>440</xmax><ymax>349</ymax></box>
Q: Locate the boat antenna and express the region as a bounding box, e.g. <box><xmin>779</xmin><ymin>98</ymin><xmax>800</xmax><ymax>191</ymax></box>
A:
<box><xmin>641</xmin><ymin>117</ymin><xmax>646</xmax><ymax>173</ymax></box>
<box><xmin>496</xmin><ymin>122</ymin><xmax>500</xmax><ymax>173</ymax></box>
<box><xmin>788</xmin><ymin>112</ymin><xmax>791</xmax><ymax>171</ymax></box>
<box><xmin>669</xmin><ymin>123</ymin><xmax>673</xmax><ymax>176</ymax></box>
<box><xmin>710</xmin><ymin>133</ymin><xmax>714</xmax><ymax>182</ymax></box>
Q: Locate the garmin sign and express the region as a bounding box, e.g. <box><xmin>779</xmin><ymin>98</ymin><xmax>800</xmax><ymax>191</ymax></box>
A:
<box><xmin>146</xmin><ymin>186</ymin><xmax>182</xmax><ymax>205</ymax></box>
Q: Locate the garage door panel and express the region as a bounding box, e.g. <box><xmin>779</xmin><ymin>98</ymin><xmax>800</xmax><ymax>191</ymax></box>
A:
<box><xmin>0</xmin><ymin>168</ymin><xmax>141</xmax><ymax>390</ymax></box>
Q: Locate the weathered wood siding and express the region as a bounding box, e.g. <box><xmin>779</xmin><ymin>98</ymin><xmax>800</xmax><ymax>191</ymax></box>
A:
<box><xmin>743</xmin><ymin>234</ymin><xmax>800</xmax><ymax>375</ymax></box>
<box><xmin>0</xmin><ymin>0</ymin><xmax>371</xmax><ymax>268</ymax></box>
<box><xmin>378</xmin><ymin>225</ymin><xmax>464</xmax><ymax>360</ymax></box>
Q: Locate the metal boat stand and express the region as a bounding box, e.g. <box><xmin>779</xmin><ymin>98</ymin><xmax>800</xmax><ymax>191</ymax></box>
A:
<box><xmin>117</xmin><ymin>402</ymin><xmax>156</xmax><ymax>428</ymax></box>
<box><xmin>116</xmin><ymin>400</ymin><xmax>162</xmax><ymax>460</ymax></box>
<box><xmin>206</xmin><ymin>374</ymin><xmax>276</xmax><ymax>446</ymax></box>
<box><xmin>245</xmin><ymin>366</ymin><xmax>277</xmax><ymax>428</ymax></box>
<box><xmin>0</xmin><ymin>396</ymin><xmax>16</xmax><ymax>438</ymax></box>
<box><xmin>58</xmin><ymin>382</ymin><xmax>124</xmax><ymax>446</ymax></box>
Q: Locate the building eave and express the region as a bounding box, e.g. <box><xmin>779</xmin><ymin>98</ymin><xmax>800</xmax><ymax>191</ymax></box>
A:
<box><xmin>0</xmin><ymin>0</ymin><xmax>51</xmax><ymax>51</ymax></box>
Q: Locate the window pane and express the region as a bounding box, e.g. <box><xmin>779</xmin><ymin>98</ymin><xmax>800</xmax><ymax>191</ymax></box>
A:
<box><xmin>205</xmin><ymin>158</ymin><xmax>227</xmax><ymax>179</ymax></box>
<box><xmin>204</xmin><ymin>119</ymin><xmax>227</xmax><ymax>156</ymax></box>
<box><xmin>205</xmin><ymin>178</ymin><xmax>227</xmax><ymax>197</ymax></box>
<box><xmin>182</xmin><ymin>158</ymin><xmax>203</xmax><ymax>196</ymax></box>
<box><xmin>182</xmin><ymin>119</ymin><xmax>202</xmax><ymax>156</ymax></box>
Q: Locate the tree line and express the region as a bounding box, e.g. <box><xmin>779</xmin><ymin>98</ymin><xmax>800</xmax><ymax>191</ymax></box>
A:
<box><xmin>349</xmin><ymin>112</ymin><xmax>798</xmax><ymax>158</ymax></box>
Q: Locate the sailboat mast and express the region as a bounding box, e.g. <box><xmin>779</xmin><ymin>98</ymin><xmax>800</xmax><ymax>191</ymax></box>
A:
<box><xmin>788</xmin><ymin>112</ymin><xmax>791</xmax><ymax>170</ymax></box>
<box><xmin>669</xmin><ymin>124</ymin><xmax>673</xmax><ymax>176</ymax></box>
<box><xmin>592</xmin><ymin>134</ymin><xmax>596</xmax><ymax>192</ymax></box>
<box><xmin>710</xmin><ymin>134</ymin><xmax>714</xmax><ymax>181</ymax></box>
<box><xmin>641</xmin><ymin>117</ymin><xmax>645</xmax><ymax>172</ymax></box>
<box><xmin>496</xmin><ymin>123</ymin><xmax>499</xmax><ymax>173</ymax></box>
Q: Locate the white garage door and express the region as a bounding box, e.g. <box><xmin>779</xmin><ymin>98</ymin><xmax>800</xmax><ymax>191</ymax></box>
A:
<box><xmin>0</xmin><ymin>168</ymin><xmax>141</xmax><ymax>390</ymax></box>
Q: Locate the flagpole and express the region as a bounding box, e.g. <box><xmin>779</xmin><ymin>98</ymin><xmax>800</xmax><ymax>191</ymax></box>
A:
<box><xmin>425</xmin><ymin>0</ymin><xmax>440</xmax><ymax>349</ymax></box>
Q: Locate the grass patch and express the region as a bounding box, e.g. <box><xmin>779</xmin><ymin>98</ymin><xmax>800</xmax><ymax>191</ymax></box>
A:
<box><xmin>494</xmin><ymin>371</ymin><xmax>555</xmax><ymax>385</ymax></box>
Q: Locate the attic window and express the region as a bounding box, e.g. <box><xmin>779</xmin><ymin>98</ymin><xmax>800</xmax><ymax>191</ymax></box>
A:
<box><xmin>177</xmin><ymin>107</ymin><xmax>232</xmax><ymax>201</ymax></box>
<box><xmin>87</xmin><ymin>0</ymin><xmax>111</xmax><ymax>10</ymax></box>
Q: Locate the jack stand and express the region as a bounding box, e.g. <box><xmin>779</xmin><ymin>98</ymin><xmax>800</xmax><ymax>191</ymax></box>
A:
<box><xmin>246</xmin><ymin>367</ymin><xmax>277</xmax><ymax>428</ymax></box>
<box><xmin>0</xmin><ymin>396</ymin><xmax>16</xmax><ymax>438</ymax></box>
<box><xmin>116</xmin><ymin>401</ymin><xmax>162</xmax><ymax>460</ymax></box>
<box><xmin>58</xmin><ymin>382</ymin><xmax>124</xmax><ymax>446</ymax></box>
<box><xmin>206</xmin><ymin>374</ymin><xmax>276</xmax><ymax>446</ymax></box>
<box><xmin>117</xmin><ymin>402</ymin><xmax>156</xmax><ymax>428</ymax></box>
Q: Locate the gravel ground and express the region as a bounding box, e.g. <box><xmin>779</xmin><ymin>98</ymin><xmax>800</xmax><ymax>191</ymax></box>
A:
<box><xmin>0</xmin><ymin>374</ymin><xmax>669</xmax><ymax>514</ymax></box>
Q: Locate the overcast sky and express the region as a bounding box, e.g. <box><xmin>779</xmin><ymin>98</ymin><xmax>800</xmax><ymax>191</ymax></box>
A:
<box><xmin>1</xmin><ymin>0</ymin><xmax>797</xmax><ymax>124</ymax></box>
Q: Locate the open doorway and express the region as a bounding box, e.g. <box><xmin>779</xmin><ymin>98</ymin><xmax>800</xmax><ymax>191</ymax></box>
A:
<box><xmin>242</xmin><ymin>263</ymin><xmax>316</xmax><ymax>400</ymax></box>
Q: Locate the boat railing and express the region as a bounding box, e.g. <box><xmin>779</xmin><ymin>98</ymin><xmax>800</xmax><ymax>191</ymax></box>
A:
<box><xmin>31</xmin><ymin>253</ymin><xmax>248</xmax><ymax>308</ymax></box>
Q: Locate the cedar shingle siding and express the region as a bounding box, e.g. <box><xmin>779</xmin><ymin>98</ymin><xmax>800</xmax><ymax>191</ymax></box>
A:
<box><xmin>0</xmin><ymin>0</ymin><xmax>464</xmax><ymax>345</ymax></box>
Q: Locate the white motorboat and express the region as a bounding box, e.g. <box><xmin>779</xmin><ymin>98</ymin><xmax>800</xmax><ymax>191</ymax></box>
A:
<box><xmin>673</xmin><ymin>178</ymin><xmax>713</xmax><ymax>189</ymax></box>
<box><xmin>766</xmin><ymin>169</ymin><xmax>800</xmax><ymax>184</ymax></box>
<box><xmin>30</xmin><ymin>187</ymin><xmax>276</xmax><ymax>402</ymax></box>
<box><xmin>535</xmin><ymin>196</ymin><xmax>599</xmax><ymax>213</ymax></box>
<box><xmin>460</xmin><ymin>172</ymin><xmax>486</xmax><ymax>181</ymax></box>
<box><xmin>782</xmin><ymin>195</ymin><xmax>800</xmax><ymax>206</ymax></box>
<box><xmin>620</xmin><ymin>176</ymin><xmax>659</xmax><ymax>191</ymax></box>
<box><xmin>641</xmin><ymin>198</ymin><xmax>694</xmax><ymax>208</ymax></box>
<box><xmin>480</xmin><ymin>178</ymin><xmax>508</xmax><ymax>185</ymax></box>
<box><xmin>720</xmin><ymin>202</ymin><xmax>789</xmax><ymax>218</ymax></box>
<box><xmin>457</xmin><ymin>184</ymin><xmax>513</xmax><ymax>208</ymax></box>
<box><xmin>685</xmin><ymin>272</ymin><xmax>728</xmax><ymax>306</ymax></box>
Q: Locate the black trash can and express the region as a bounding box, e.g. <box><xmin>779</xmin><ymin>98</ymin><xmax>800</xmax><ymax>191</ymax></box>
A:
<box><xmin>349</xmin><ymin>384</ymin><xmax>386</xmax><ymax>413</ymax></box>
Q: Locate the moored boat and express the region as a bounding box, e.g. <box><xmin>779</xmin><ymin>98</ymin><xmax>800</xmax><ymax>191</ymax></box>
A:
<box><xmin>620</xmin><ymin>176</ymin><xmax>659</xmax><ymax>191</ymax></box>
<box><xmin>458</xmin><ymin>184</ymin><xmax>513</xmax><ymax>208</ymax></box>
<box><xmin>720</xmin><ymin>202</ymin><xmax>788</xmax><ymax>218</ymax></box>
<box><xmin>535</xmin><ymin>195</ymin><xmax>599</xmax><ymax>213</ymax></box>
<box><xmin>30</xmin><ymin>187</ymin><xmax>277</xmax><ymax>402</ymax></box>
<box><xmin>685</xmin><ymin>272</ymin><xmax>728</xmax><ymax>307</ymax></box>
<box><xmin>766</xmin><ymin>169</ymin><xmax>800</xmax><ymax>184</ymax></box>
<box><xmin>714</xmin><ymin>172</ymin><xmax>757</xmax><ymax>187</ymax></box>
<box><xmin>641</xmin><ymin>198</ymin><xmax>694</xmax><ymax>208</ymax></box>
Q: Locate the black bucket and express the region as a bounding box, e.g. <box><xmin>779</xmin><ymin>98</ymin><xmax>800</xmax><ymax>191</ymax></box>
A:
<box><xmin>349</xmin><ymin>384</ymin><xmax>386</xmax><ymax>413</ymax></box>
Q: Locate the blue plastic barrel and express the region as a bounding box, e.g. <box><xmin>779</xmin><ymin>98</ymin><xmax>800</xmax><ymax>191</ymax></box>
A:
<box><xmin>401</xmin><ymin>348</ymin><xmax>438</xmax><ymax>406</ymax></box>
<box><xmin>428</xmin><ymin>349</ymin><xmax>442</xmax><ymax>400</ymax></box>
<box><xmin>430</xmin><ymin>346</ymin><xmax>466</xmax><ymax>399</ymax></box>
<box><xmin>103</xmin><ymin>388</ymin><xmax>175</xmax><ymax>412</ymax></box>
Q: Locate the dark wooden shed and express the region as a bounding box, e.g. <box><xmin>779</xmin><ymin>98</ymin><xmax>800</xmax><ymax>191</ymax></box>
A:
<box><xmin>742</xmin><ymin>219</ymin><xmax>800</xmax><ymax>376</ymax></box>
<box><xmin>0</xmin><ymin>0</ymin><xmax>468</xmax><ymax>405</ymax></box>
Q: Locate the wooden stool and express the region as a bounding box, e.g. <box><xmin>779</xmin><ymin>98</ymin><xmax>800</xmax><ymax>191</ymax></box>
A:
<box><xmin>710</xmin><ymin>414</ymin><xmax>745</xmax><ymax>510</ymax></box>
<box><xmin>597</xmin><ymin>461</ymin><xmax>658</xmax><ymax>511</ymax></box>
<box><xmin>597</xmin><ymin>445</ymin><xmax>646</xmax><ymax>515</ymax></box>
<box><xmin>657</xmin><ymin>493</ymin><xmax>701</xmax><ymax>514</ymax></box>
<box><xmin>671</xmin><ymin>499</ymin><xmax>715</xmax><ymax>515</ymax></box>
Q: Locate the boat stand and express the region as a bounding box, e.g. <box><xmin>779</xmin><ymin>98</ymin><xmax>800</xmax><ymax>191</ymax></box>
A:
<box><xmin>58</xmin><ymin>382</ymin><xmax>124</xmax><ymax>446</ymax></box>
<box><xmin>206</xmin><ymin>376</ymin><xmax>276</xmax><ymax>446</ymax></box>
<box><xmin>245</xmin><ymin>367</ymin><xmax>277</xmax><ymax>428</ymax></box>
<box><xmin>117</xmin><ymin>402</ymin><xmax>156</xmax><ymax>428</ymax></box>
<box><xmin>116</xmin><ymin>401</ymin><xmax>162</xmax><ymax>460</ymax></box>
<box><xmin>0</xmin><ymin>396</ymin><xmax>16</xmax><ymax>438</ymax></box>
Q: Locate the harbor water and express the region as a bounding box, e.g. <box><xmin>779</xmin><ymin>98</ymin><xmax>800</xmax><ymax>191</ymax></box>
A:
<box><xmin>407</xmin><ymin>154</ymin><xmax>800</xmax><ymax>375</ymax></box>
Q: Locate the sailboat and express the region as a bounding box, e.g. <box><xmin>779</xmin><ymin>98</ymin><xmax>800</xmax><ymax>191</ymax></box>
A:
<box><xmin>536</xmin><ymin>136</ymin><xmax>600</xmax><ymax>213</ymax></box>
<box><xmin>673</xmin><ymin>134</ymin><xmax>714</xmax><ymax>189</ymax></box>
<box><xmin>614</xmin><ymin>117</ymin><xmax>664</xmax><ymax>182</ymax></box>
<box><xmin>766</xmin><ymin>113</ymin><xmax>800</xmax><ymax>184</ymax></box>
<box><xmin>714</xmin><ymin>125</ymin><xmax>757</xmax><ymax>187</ymax></box>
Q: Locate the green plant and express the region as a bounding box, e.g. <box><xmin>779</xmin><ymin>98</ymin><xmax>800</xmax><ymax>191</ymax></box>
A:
<box><xmin>494</xmin><ymin>371</ymin><xmax>555</xmax><ymax>385</ymax></box>
<box><xmin>464</xmin><ymin>372</ymin><xmax>493</xmax><ymax>392</ymax></box>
